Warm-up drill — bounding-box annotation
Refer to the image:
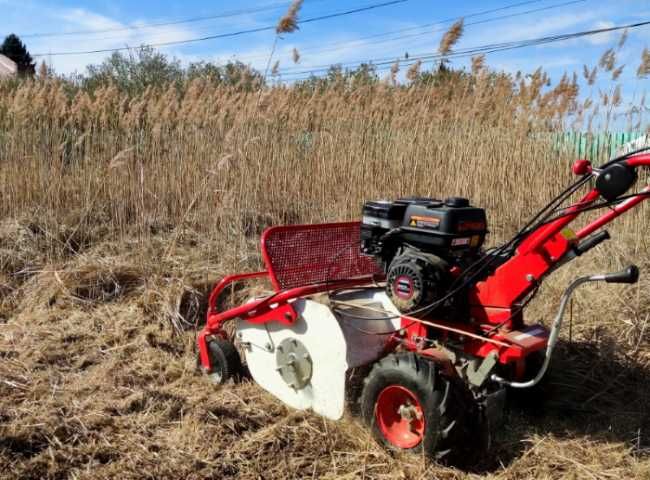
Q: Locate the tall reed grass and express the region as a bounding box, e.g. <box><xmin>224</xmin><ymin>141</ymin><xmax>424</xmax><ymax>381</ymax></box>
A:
<box><xmin>1</xmin><ymin>60</ymin><xmax>645</xmax><ymax>256</ymax></box>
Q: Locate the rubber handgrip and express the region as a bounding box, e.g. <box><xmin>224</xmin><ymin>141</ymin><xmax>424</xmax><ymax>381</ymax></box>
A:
<box><xmin>604</xmin><ymin>265</ymin><xmax>640</xmax><ymax>284</ymax></box>
<box><xmin>575</xmin><ymin>231</ymin><xmax>610</xmax><ymax>256</ymax></box>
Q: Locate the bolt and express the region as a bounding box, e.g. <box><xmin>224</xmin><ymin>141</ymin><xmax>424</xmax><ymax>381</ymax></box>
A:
<box><xmin>398</xmin><ymin>404</ymin><xmax>422</xmax><ymax>422</ymax></box>
<box><xmin>526</xmin><ymin>274</ymin><xmax>535</xmax><ymax>282</ymax></box>
<box><xmin>284</xmin><ymin>312</ymin><xmax>293</xmax><ymax>321</ymax></box>
<box><xmin>265</xmin><ymin>343</ymin><xmax>273</xmax><ymax>351</ymax></box>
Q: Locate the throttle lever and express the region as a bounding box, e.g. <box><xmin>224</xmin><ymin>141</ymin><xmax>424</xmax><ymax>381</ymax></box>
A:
<box><xmin>492</xmin><ymin>264</ymin><xmax>640</xmax><ymax>389</ymax></box>
<box><xmin>574</xmin><ymin>230</ymin><xmax>610</xmax><ymax>256</ymax></box>
<box><xmin>601</xmin><ymin>265</ymin><xmax>640</xmax><ymax>284</ymax></box>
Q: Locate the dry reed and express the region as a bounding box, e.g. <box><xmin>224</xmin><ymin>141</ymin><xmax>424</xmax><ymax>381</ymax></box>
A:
<box><xmin>439</xmin><ymin>19</ymin><xmax>464</xmax><ymax>56</ymax></box>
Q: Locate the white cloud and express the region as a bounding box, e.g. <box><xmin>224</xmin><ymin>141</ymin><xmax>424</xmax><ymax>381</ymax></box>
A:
<box><xmin>23</xmin><ymin>6</ymin><xmax>200</xmax><ymax>75</ymax></box>
<box><xmin>586</xmin><ymin>20</ymin><xmax>616</xmax><ymax>45</ymax></box>
<box><xmin>490</xmin><ymin>55</ymin><xmax>581</xmax><ymax>75</ymax></box>
<box><xmin>6</xmin><ymin>3</ymin><xmax>277</xmax><ymax>75</ymax></box>
<box><xmin>55</xmin><ymin>8</ymin><xmax>125</xmax><ymax>31</ymax></box>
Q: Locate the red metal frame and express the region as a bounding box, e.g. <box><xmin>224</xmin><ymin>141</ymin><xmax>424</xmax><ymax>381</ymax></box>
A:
<box><xmin>198</xmin><ymin>154</ymin><xmax>650</xmax><ymax>375</ymax></box>
<box><xmin>470</xmin><ymin>154</ymin><xmax>650</xmax><ymax>328</ymax></box>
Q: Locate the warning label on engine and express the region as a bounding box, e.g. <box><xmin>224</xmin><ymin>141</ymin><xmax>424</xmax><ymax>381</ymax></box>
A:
<box><xmin>409</xmin><ymin>215</ymin><xmax>440</xmax><ymax>229</ymax></box>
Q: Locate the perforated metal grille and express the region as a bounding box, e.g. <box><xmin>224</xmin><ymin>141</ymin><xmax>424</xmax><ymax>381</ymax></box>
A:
<box><xmin>262</xmin><ymin>222</ymin><xmax>382</xmax><ymax>291</ymax></box>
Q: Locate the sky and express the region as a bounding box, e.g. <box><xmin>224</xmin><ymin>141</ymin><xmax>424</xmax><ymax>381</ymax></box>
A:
<box><xmin>1</xmin><ymin>0</ymin><xmax>649</xmax><ymax>108</ymax></box>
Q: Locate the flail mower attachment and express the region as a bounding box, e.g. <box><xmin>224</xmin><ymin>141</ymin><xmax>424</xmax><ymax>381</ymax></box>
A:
<box><xmin>198</xmin><ymin>149</ymin><xmax>650</xmax><ymax>462</ymax></box>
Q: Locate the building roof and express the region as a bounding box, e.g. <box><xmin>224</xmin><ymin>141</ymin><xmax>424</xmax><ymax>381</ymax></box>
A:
<box><xmin>0</xmin><ymin>54</ymin><xmax>18</xmax><ymax>77</ymax></box>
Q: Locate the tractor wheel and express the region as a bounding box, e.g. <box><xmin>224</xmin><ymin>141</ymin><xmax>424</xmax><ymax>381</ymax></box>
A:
<box><xmin>360</xmin><ymin>352</ymin><xmax>478</xmax><ymax>464</ymax></box>
<box><xmin>205</xmin><ymin>337</ymin><xmax>242</xmax><ymax>386</ymax></box>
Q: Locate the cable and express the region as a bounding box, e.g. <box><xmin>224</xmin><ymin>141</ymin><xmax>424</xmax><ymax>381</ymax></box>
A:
<box><xmin>19</xmin><ymin>0</ymin><xmax>376</xmax><ymax>44</ymax></box>
<box><xmin>79</xmin><ymin>0</ymin><xmax>576</xmax><ymax>64</ymax></box>
<box><xmin>232</xmin><ymin>0</ymin><xmax>558</xmax><ymax>63</ymax></box>
<box><xmin>282</xmin><ymin>19</ymin><xmax>647</xmax><ymax>78</ymax></box>
<box><xmin>279</xmin><ymin>19</ymin><xmax>650</xmax><ymax>80</ymax></box>
<box><xmin>269</xmin><ymin>0</ymin><xmax>585</xmax><ymax>70</ymax></box>
<box><xmin>600</xmin><ymin>146</ymin><xmax>650</xmax><ymax>169</ymax></box>
<box><xmin>19</xmin><ymin>2</ymin><xmax>297</xmax><ymax>38</ymax></box>
<box><xmin>535</xmin><ymin>191</ymin><xmax>650</xmax><ymax>227</ymax></box>
<box><xmin>327</xmin><ymin>149</ymin><xmax>650</xmax><ymax>323</ymax></box>
<box><xmin>516</xmin><ymin>147</ymin><xmax>650</xmax><ymax>231</ymax></box>
<box><xmin>32</xmin><ymin>0</ymin><xmax>409</xmax><ymax>57</ymax></box>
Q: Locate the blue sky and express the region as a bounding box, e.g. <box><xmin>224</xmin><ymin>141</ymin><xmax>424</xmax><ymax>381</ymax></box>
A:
<box><xmin>1</xmin><ymin>0</ymin><xmax>649</xmax><ymax>98</ymax></box>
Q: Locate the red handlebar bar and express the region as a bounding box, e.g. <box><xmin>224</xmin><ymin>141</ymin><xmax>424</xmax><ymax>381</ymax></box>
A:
<box><xmin>471</xmin><ymin>153</ymin><xmax>650</xmax><ymax>322</ymax></box>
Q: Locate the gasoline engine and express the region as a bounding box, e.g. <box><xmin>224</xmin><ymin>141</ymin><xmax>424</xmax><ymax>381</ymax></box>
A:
<box><xmin>360</xmin><ymin>197</ymin><xmax>488</xmax><ymax>314</ymax></box>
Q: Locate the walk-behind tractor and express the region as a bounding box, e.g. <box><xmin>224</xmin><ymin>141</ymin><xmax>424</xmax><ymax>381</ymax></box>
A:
<box><xmin>197</xmin><ymin>149</ymin><xmax>650</xmax><ymax>462</ymax></box>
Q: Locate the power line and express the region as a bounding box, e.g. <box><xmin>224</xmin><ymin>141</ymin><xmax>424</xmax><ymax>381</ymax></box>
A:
<box><xmin>278</xmin><ymin>19</ymin><xmax>650</xmax><ymax>80</ymax></box>
<box><xmin>287</xmin><ymin>19</ymin><xmax>644</xmax><ymax>75</ymax></box>
<box><xmin>39</xmin><ymin>0</ymin><xmax>559</xmax><ymax>60</ymax></box>
<box><xmin>229</xmin><ymin>0</ymin><xmax>553</xmax><ymax>63</ymax></box>
<box><xmin>280</xmin><ymin>0</ymin><xmax>552</xmax><ymax>57</ymax></box>
<box><xmin>259</xmin><ymin>0</ymin><xmax>585</xmax><ymax>68</ymax></box>
<box><xmin>32</xmin><ymin>0</ymin><xmax>409</xmax><ymax>57</ymax></box>
<box><xmin>20</xmin><ymin>2</ymin><xmax>295</xmax><ymax>38</ymax></box>
<box><xmin>22</xmin><ymin>0</ymin><xmax>362</xmax><ymax>45</ymax></box>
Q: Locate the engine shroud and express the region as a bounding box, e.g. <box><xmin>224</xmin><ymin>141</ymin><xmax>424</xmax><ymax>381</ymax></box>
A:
<box><xmin>361</xmin><ymin>197</ymin><xmax>487</xmax><ymax>314</ymax></box>
<box><xmin>386</xmin><ymin>249</ymin><xmax>449</xmax><ymax>313</ymax></box>
<box><xmin>361</xmin><ymin>197</ymin><xmax>487</xmax><ymax>256</ymax></box>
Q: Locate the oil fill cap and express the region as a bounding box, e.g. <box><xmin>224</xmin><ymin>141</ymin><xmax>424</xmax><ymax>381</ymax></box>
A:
<box><xmin>444</xmin><ymin>197</ymin><xmax>470</xmax><ymax>208</ymax></box>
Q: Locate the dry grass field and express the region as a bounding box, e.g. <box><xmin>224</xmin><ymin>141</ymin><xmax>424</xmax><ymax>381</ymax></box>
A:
<box><xmin>1</xmin><ymin>32</ymin><xmax>650</xmax><ymax>479</ymax></box>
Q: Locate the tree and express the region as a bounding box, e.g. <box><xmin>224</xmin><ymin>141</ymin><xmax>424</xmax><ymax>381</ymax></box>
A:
<box><xmin>0</xmin><ymin>34</ymin><xmax>36</xmax><ymax>76</ymax></box>
<box><xmin>83</xmin><ymin>46</ymin><xmax>184</xmax><ymax>94</ymax></box>
<box><xmin>295</xmin><ymin>64</ymin><xmax>378</xmax><ymax>92</ymax></box>
<box><xmin>186</xmin><ymin>60</ymin><xmax>264</xmax><ymax>89</ymax></box>
<box><xmin>82</xmin><ymin>48</ymin><xmax>266</xmax><ymax>94</ymax></box>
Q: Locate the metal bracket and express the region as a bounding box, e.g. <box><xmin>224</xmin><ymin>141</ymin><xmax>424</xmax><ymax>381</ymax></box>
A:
<box><xmin>275</xmin><ymin>337</ymin><xmax>313</xmax><ymax>390</ymax></box>
<box><xmin>466</xmin><ymin>351</ymin><xmax>499</xmax><ymax>388</ymax></box>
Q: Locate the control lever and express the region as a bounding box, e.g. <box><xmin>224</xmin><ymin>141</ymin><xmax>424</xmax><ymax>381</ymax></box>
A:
<box><xmin>574</xmin><ymin>230</ymin><xmax>610</xmax><ymax>256</ymax></box>
<box><xmin>601</xmin><ymin>265</ymin><xmax>640</xmax><ymax>284</ymax></box>
<box><xmin>491</xmin><ymin>264</ymin><xmax>641</xmax><ymax>388</ymax></box>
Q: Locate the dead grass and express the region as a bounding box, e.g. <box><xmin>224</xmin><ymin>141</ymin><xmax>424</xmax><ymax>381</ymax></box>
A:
<box><xmin>0</xmin><ymin>226</ymin><xmax>649</xmax><ymax>479</ymax></box>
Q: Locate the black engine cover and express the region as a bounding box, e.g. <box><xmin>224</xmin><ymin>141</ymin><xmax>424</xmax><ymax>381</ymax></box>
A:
<box><xmin>361</xmin><ymin>196</ymin><xmax>486</xmax><ymax>315</ymax></box>
<box><xmin>386</xmin><ymin>249</ymin><xmax>449</xmax><ymax>313</ymax></box>
<box><xmin>361</xmin><ymin>197</ymin><xmax>487</xmax><ymax>259</ymax></box>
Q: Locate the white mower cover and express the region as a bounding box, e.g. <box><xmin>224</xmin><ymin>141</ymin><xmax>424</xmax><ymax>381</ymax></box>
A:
<box><xmin>236</xmin><ymin>289</ymin><xmax>400</xmax><ymax>420</ymax></box>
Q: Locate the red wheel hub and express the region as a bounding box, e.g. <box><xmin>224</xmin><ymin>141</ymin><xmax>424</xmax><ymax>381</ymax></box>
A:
<box><xmin>375</xmin><ymin>385</ymin><xmax>425</xmax><ymax>449</ymax></box>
